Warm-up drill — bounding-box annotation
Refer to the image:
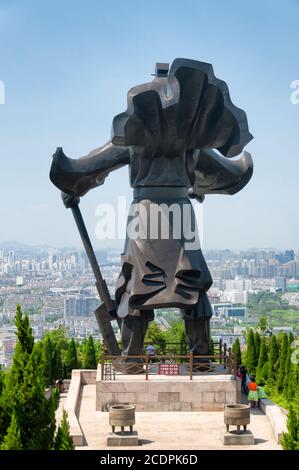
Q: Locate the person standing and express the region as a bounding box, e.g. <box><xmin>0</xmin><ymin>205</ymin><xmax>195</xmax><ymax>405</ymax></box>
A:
<box><xmin>247</xmin><ymin>377</ymin><xmax>258</xmax><ymax>408</ymax></box>
<box><xmin>240</xmin><ymin>366</ymin><xmax>248</xmax><ymax>394</ymax></box>
<box><xmin>257</xmin><ymin>380</ymin><xmax>267</xmax><ymax>407</ymax></box>
<box><xmin>146</xmin><ymin>343</ymin><xmax>157</xmax><ymax>363</ymax></box>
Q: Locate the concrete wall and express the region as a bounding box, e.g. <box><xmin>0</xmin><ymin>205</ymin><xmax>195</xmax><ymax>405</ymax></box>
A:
<box><xmin>63</xmin><ymin>369</ymin><xmax>96</xmax><ymax>446</ymax></box>
<box><xmin>96</xmin><ymin>371</ymin><xmax>240</xmax><ymax>412</ymax></box>
<box><xmin>259</xmin><ymin>398</ymin><xmax>287</xmax><ymax>444</ymax></box>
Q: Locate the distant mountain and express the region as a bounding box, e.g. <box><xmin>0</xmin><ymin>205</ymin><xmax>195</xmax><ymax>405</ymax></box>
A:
<box><xmin>0</xmin><ymin>241</ymin><xmax>120</xmax><ymax>254</ymax></box>
<box><xmin>0</xmin><ymin>241</ymin><xmax>36</xmax><ymax>251</ymax></box>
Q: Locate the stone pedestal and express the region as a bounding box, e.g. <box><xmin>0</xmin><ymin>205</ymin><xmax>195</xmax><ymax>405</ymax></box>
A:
<box><xmin>221</xmin><ymin>430</ymin><xmax>254</xmax><ymax>445</ymax></box>
<box><xmin>107</xmin><ymin>431</ymin><xmax>138</xmax><ymax>446</ymax></box>
<box><xmin>96</xmin><ymin>365</ymin><xmax>241</xmax><ymax>412</ymax></box>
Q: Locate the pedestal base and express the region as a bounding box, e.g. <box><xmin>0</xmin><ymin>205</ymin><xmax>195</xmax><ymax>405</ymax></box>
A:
<box><xmin>221</xmin><ymin>429</ymin><xmax>254</xmax><ymax>445</ymax></box>
<box><xmin>107</xmin><ymin>431</ymin><xmax>139</xmax><ymax>446</ymax></box>
<box><xmin>97</xmin><ymin>366</ymin><xmax>240</xmax><ymax>412</ymax></box>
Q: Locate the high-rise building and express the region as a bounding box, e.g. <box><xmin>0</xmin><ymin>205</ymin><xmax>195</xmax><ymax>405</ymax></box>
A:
<box><xmin>275</xmin><ymin>277</ymin><xmax>286</xmax><ymax>292</ymax></box>
<box><xmin>64</xmin><ymin>295</ymin><xmax>99</xmax><ymax>317</ymax></box>
<box><xmin>8</xmin><ymin>250</ymin><xmax>15</xmax><ymax>268</ymax></box>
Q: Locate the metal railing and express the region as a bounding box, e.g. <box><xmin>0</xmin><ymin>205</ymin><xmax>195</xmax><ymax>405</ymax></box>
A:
<box><xmin>100</xmin><ymin>348</ymin><xmax>237</xmax><ymax>381</ymax></box>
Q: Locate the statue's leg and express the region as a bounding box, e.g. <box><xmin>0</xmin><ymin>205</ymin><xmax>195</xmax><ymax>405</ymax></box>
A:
<box><xmin>121</xmin><ymin>310</ymin><xmax>154</xmax><ymax>360</ymax></box>
<box><xmin>183</xmin><ymin>313</ymin><xmax>211</xmax><ymax>362</ymax></box>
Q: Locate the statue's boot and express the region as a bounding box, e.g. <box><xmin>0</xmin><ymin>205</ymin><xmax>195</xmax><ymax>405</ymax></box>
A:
<box><xmin>119</xmin><ymin>310</ymin><xmax>154</xmax><ymax>374</ymax></box>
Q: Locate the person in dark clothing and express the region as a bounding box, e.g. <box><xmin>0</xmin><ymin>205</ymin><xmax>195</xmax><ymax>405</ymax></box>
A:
<box><xmin>240</xmin><ymin>366</ymin><xmax>248</xmax><ymax>394</ymax></box>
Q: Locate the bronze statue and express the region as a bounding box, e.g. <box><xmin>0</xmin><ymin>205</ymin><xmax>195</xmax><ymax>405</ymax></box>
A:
<box><xmin>50</xmin><ymin>58</ymin><xmax>253</xmax><ymax>363</ymax></box>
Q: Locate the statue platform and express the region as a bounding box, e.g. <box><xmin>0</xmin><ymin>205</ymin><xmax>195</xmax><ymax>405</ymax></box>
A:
<box><xmin>96</xmin><ymin>364</ymin><xmax>241</xmax><ymax>412</ymax></box>
<box><xmin>58</xmin><ymin>370</ymin><xmax>281</xmax><ymax>449</ymax></box>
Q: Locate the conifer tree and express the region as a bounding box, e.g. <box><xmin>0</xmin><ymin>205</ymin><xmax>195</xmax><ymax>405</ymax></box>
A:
<box><xmin>258</xmin><ymin>316</ymin><xmax>268</xmax><ymax>334</ymax></box>
<box><xmin>232</xmin><ymin>338</ymin><xmax>242</xmax><ymax>366</ymax></box>
<box><xmin>209</xmin><ymin>336</ymin><xmax>215</xmax><ymax>356</ymax></box>
<box><xmin>277</xmin><ymin>333</ymin><xmax>288</xmax><ymax>392</ymax></box>
<box><xmin>281</xmin><ymin>405</ymin><xmax>299</xmax><ymax>450</ymax></box>
<box><xmin>246</xmin><ymin>329</ymin><xmax>256</xmax><ymax>375</ymax></box>
<box><xmin>254</xmin><ymin>332</ymin><xmax>261</xmax><ymax>366</ymax></box>
<box><xmin>256</xmin><ymin>337</ymin><xmax>268</xmax><ymax>383</ymax></box>
<box><xmin>1</xmin><ymin>307</ymin><xmax>58</xmax><ymax>449</ymax></box>
<box><xmin>64</xmin><ymin>339</ymin><xmax>79</xmax><ymax>378</ymax></box>
<box><xmin>268</xmin><ymin>334</ymin><xmax>279</xmax><ymax>383</ymax></box>
<box><xmin>0</xmin><ymin>412</ymin><xmax>22</xmax><ymax>450</ymax></box>
<box><xmin>83</xmin><ymin>336</ymin><xmax>97</xmax><ymax>369</ymax></box>
<box><xmin>283</xmin><ymin>341</ymin><xmax>292</xmax><ymax>399</ymax></box>
<box><xmin>0</xmin><ymin>365</ymin><xmax>4</xmax><ymax>395</ymax></box>
<box><xmin>11</xmin><ymin>341</ymin><xmax>57</xmax><ymax>450</ymax></box>
<box><xmin>54</xmin><ymin>409</ymin><xmax>75</xmax><ymax>450</ymax></box>
<box><xmin>0</xmin><ymin>305</ymin><xmax>36</xmax><ymax>441</ymax></box>
<box><xmin>52</xmin><ymin>343</ymin><xmax>63</xmax><ymax>381</ymax></box>
<box><xmin>287</xmin><ymin>356</ymin><xmax>299</xmax><ymax>402</ymax></box>
<box><xmin>145</xmin><ymin>321</ymin><xmax>166</xmax><ymax>354</ymax></box>
<box><xmin>42</xmin><ymin>336</ymin><xmax>53</xmax><ymax>386</ymax></box>
<box><xmin>15</xmin><ymin>304</ymin><xmax>34</xmax><ymax>357</ymax></box>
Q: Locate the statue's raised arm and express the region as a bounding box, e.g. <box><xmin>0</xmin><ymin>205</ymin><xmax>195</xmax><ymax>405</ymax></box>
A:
<box><xmin>49</xmin><ymin>141</ymin><xmax>130</xmax><ymax>199</ymax></box>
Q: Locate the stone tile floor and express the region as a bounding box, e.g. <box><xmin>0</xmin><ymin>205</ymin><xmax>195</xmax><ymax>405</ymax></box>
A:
<box><xmin>61</xmin><ymin>384</ymin><xmax>281</xmax><ymax>450</ymax></box>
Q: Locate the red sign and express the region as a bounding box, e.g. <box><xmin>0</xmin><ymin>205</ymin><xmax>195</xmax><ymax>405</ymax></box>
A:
<box><xmin>158</xmin><ymin>364</ymin><xmax>180</xmax><ymax>375</ymax></box>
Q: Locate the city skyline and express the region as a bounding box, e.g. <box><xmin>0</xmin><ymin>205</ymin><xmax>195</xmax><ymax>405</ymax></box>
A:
<box><xmin>0</xmin><ymin>239</ymin><xmax>298</xmax><ymax>253</ymax></box>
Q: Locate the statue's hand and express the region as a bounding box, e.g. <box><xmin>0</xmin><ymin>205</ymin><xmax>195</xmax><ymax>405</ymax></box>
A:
<box><xmin>61</xmin><ymin>191</ymin><xmax>80</xmax><ymax>209</ymax></box>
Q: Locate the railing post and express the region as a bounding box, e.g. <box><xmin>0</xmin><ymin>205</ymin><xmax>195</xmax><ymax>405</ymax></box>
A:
<box><xmin>189</xmin><ymin>352</ymin><xmax>193</xmax><ymax>380</ymax></box>
<box><xmin>219</xmin><ymin>339</ymin><xmax>223</xmax><ymax>364</ymax></box>
<box><xmin>232</xmin><ymin>352</ymin><xmax>237</xmax><ymax>378</ymax></box>
<box><xmin>145</xmin><ymin>353</ymin><xmax>149</xmax><ymax>381</ymax></box>
<box><xmin>223</xmin><ymin>343</ymin><xmax>227</xmax><ymax>369</ymax></box>
<box><xmin>228</xmin><ymin>348</ymin><xmax>233</xmax><ymax>373</ymax></box>
<box><xmin>101</xmin><ymin>354</ymin><xmax>104</xmax><ymax>381</ymax></box>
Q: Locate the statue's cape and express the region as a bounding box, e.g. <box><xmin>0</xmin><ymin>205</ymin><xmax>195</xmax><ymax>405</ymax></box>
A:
<box><xmin>112</xmin><ymin>58</ymin><xmax>253</xmax><ymax>158</ymax></box>
<box><xmin>192</xmin><ymin>148</ymin><xmax>253</xmax><ymax>197</ymax></box>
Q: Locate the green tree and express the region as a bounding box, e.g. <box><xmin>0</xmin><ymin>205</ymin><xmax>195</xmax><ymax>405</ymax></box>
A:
<box><xmin>43</xmin><ymin>328</ymin><xmax>68</xmax><ymax>380</ymax></box>
<box><xmin>52</xmin><ymin>343</ymin><xmax>63</xmax><ymax>380</ymax></box>
<box><xmin>246</xmin><ymin>329</ymin><xmax>256</xmax><ymax>375</ymax></box>
<box><xmin>277</xmin><ymin>333</ymin><xmax>288</xmax><ymax>393</ymax></box>
<box><xmin>64</xmin><ymin>339</ymin><xmax>79</xmax><ymax>378</ymax></box>
<box><xmin>0</xmin><ymin>365</ymin><xmax>4</xmax><ymax>396</ymax></box>
<box><xmin>259</xmin><ymin>316</ymin><xmax>268</xmax><ymax>334</ymax></box>
<box><xmin>209</xmin><ymin>336</ymin><xmax>215</xmax><ymax>356</ymax></box>
<box><xmin>1</xmin><ymin>307</ymin><xmax>58</xmax><ymax>449</ymax></box>
<box><xmin>83</xmin><ymin>336</ymin><xmax>97</xmax><ymax>369</ymax></box>
<box><xmin>287</xmin><ymin>346</ymin><xmax>299</xmax><ymax>401</ymax></box>
<box><xmin>0</xmin><ymin>305</ymin><xmax>36</xmax><ymax>441</ymax></box>
<box><xmin>281</xmin><ymin>405</ymin><xmax>299</xmax><ymax>450</ymax></box>
<box><xmin>163</xmin><ymin>321</ymin><xmax>187</xmax><ymax>354</ymax></box>
<box><xmin>283</xmin><ymin>340</ymin><xmax>292</xmax><ymax>399</ymax></box>
<box><xmin>14</xmin><ymin>304</ymin><xmax>34</xmax><ymax>357</ymax></box>
<box><xmin>232</xmin><ymin>338</ymin><xmax>242</xmax><ymax>366</ymax></box>
<box><xmin>254</xmin><ymin>332</ymin><xmax>261</xmax><ymax>364</ymax></box>
<box><xmin>42</xmin><ymin>336</ymin><xmax>53</xmax><ymax>386</ymax></box>
<box><xmin>145</xmin><ymin>321</ymin><xmax>166</xmax><ymax>354</ymax></box>
<box><xmin>54</xmin><ymin>409</ymin><xmax>75</xmax><ymax>450</ymax></box>
<box><xmin>10</xmin><ymin>342</ymin><xmax>58</xmax><ymax>450</ymax></box>
<box><xmin>256</xmin><ymin>337</ymin><xmax>268</xmax><ymax>383</ymax></box>
<box><xmin>268</xmin><ymin>334</ymin><xmax>279</xmax><ymax>383</ymax></box>
<box><xmin>0</xmin><ymin>412</ymin><xmax>22</xmax><ymax>450</ymax></box>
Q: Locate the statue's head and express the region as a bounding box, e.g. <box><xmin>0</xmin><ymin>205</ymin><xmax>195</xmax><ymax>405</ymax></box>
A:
<box><xmin>154</xmin><ymin>63</ymin><xmax>169</xmax><ymax>78</ymax></box>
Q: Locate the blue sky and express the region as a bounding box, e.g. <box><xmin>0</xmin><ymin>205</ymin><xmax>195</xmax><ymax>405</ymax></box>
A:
<box><xmin>0</xmin><ymin>0</ymin><xmax>298</xmax><ymax>250</ymax></box>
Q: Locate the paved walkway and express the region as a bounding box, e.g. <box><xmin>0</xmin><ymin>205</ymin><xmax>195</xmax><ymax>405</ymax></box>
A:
<box><xmin>73</xmin><ymin>384</ymin><xmax>281</xmax><ymax>450</ymax></box>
